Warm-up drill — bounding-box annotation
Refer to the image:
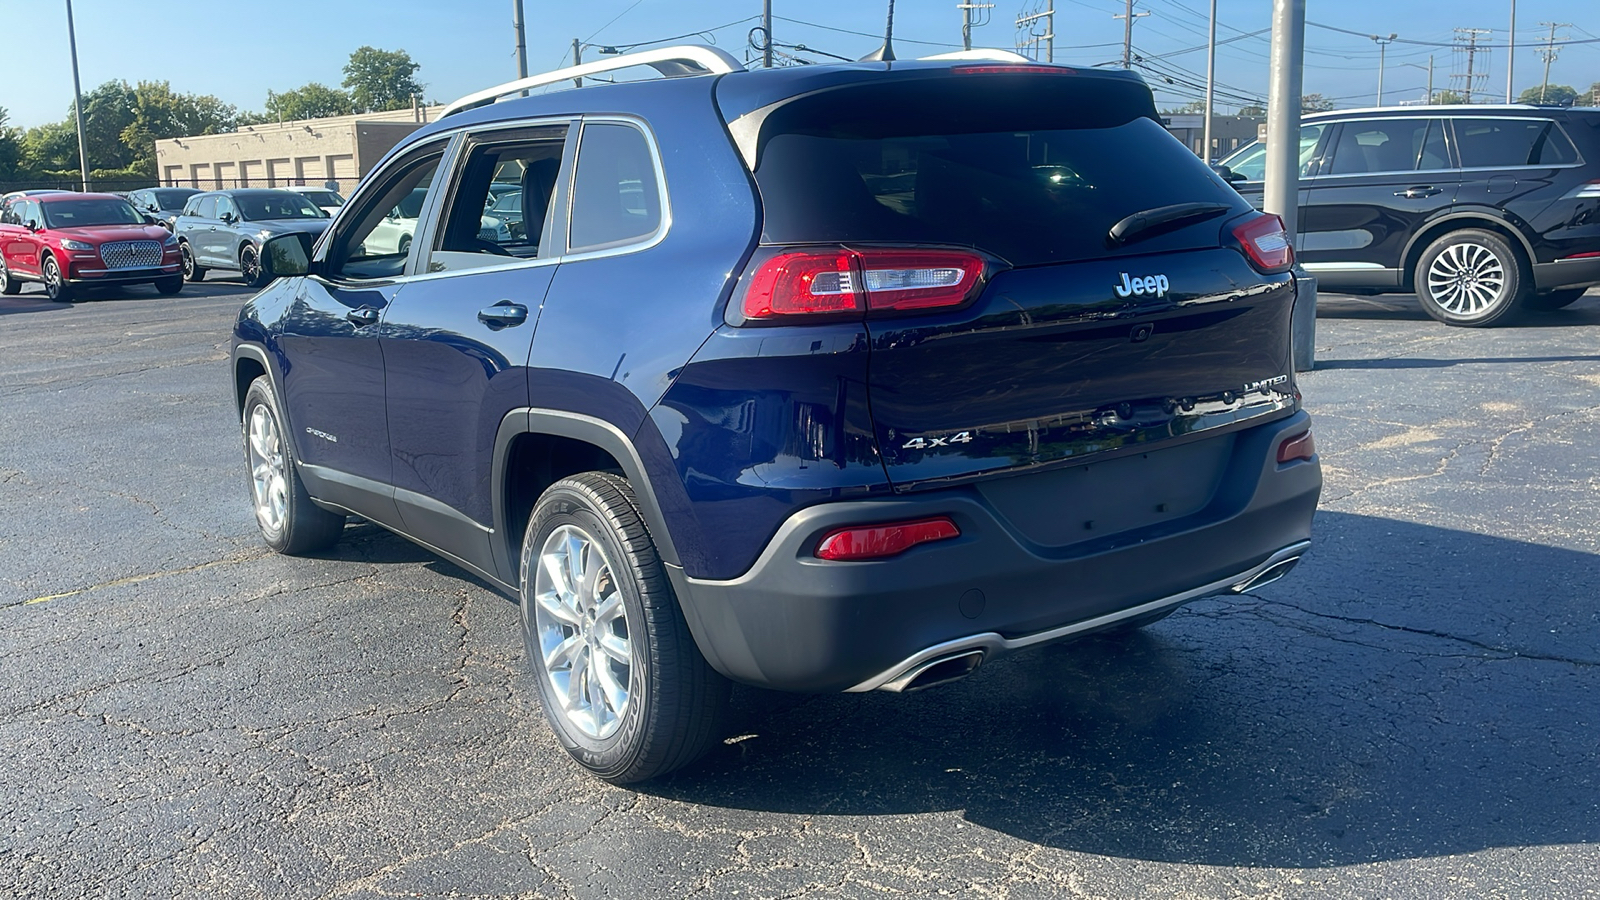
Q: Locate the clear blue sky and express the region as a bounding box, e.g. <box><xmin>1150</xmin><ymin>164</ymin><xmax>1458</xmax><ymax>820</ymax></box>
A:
<box><xmin>4</xmin><ymin>0</ymin><xmax>1596</xmax><ymax>129</ymax></box>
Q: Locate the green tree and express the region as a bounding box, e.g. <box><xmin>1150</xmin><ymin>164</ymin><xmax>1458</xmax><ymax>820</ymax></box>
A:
<box><xmin>1161</xmin><ymin>99</ymin><xmax>1207</xmax><ymax>115</ymax></box>
<box><xmin>1301</xmin><ymin>93</ymin><xmax>1335</xmax><ymax>112</ymax></box>
<box><xmin>1516</xmin><ymin>84</ymin><xmax>1578</xmax><ymax>106</ymax></box>
<box><xmin>21</xmin><ymin>120</ymin><xmax>80</xmax><ymax>174</ymax></box>
<box><xmin>265</xmin><ymin>83</ymin><xmax>355</xmax><ymax>121</ymax></box>
<box><xmin>1237</xmin><ymin>104</ymin><xmax>1265</xmax><ymax>116</ymax></box>
<box><xmin>1433</xmin><ymin>89</ymin><xmax>1467</xmax><ymax>104</ymax></box>
<box><xmin>0</xmin><ymin>107</ymin><xmax>22</xmax><ymax>182</ymax></box>
<box><xmin>73</xmin><ymin>80</ymin><xmax>139</xmax><ymax>170</ymax></box>
<box><xmin>120</xmin><ymin>81</ymin><xmax>240</xmax><ymax>174</ymax></box>
<box><xmin>342</xmin><ymin>47</ymin><xmax>424</xmax><ymax>113</ymax></box>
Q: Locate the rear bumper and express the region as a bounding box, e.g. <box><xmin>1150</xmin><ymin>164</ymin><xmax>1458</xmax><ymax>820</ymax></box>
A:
<box><xmin>669</xmin><ymin>411</ymin><xmax>1322</xmax><ymax>693</ymax></box>
<box><xmin>1532</xmin><ymin>257</ymin><xmax>1600</xmax><ymax>292</ymax></box>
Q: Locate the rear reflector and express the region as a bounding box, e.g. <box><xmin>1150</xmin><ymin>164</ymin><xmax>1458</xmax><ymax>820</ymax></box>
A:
<box><xmin>1565</xmin><ymin>180</ymin><xmax>1600</xmax><ymax>199</ymax></box>
<box><xmin>815</xmin><ymin>516</ymin><xmax>960</xmax><ymax>561</ymax></box>
<box><xmin>1232</xmin><ymin>213</ymin><xmax>1294</xmax><ymax>274</ymax></box>
<box><xmin>951</xmin><ymin>64</ymin><xmax>1078</xmax><ymax>76</ymax></box>
<box><xmin>1277</xmin><ymin>429</ymin><xmax>1315</xmax><ymax>464</ymax></box>
<box><xmin>742</xmin><ymin>247</ymin><xmax>986</xmax><ymax>320</ymax></box>
<box><xmin>1557</xmin><ymin>250</ymin><xmax>1600</xmax><ymax>261</ymax></box>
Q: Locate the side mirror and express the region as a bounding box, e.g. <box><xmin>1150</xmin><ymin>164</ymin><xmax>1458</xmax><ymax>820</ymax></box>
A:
<box><xmin>220</xmin><ymin>212</ymin><xmax>237</xmax><ymax>224</ymax></box>
<box><xmin>24</xmin><ymin>219</ymin><xmax>40</xmax><ymax>232</ymax></box>
<box><xmin>260</xmin><ymin>233</ymin><xmax>313</xmax><ymax>280</ymax></box>
<box><xmin>1210</xmin><ymin>164</ymin><xmax>1246</xmax><ymax>184</ymax></box>
<box><xmin>143</xmin><ymin>212</ymin><xmax>159</xmax><ymax>224</ymax></box>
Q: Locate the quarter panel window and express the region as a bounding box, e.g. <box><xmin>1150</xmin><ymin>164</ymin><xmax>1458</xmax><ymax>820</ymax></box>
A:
<box><xmin>568</xmin><ymin>122</ymin><xmax>663</xmax><ymax>253</ymax></box>
<box><xmin>1456</xmin><ymin>118</ymin><xmax>1577</xmax><ymax>167</ymax></box>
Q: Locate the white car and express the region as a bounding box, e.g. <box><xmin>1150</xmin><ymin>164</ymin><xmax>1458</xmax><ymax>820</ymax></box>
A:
<box><xmin>283</xmin><ymin>186</ymin><xmax>347</xmax><ymax>217</ymax></box>
<box><xmin>361</xmin><ymin>187</ymin><xmax>511</xmax><ymax>257</ymax></box>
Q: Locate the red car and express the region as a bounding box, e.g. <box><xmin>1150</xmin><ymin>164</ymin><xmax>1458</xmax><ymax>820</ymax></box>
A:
<box><xmin>0</xmin><ymin>192</ymin><xmax>183</xmax><ymax>301</ymax></box>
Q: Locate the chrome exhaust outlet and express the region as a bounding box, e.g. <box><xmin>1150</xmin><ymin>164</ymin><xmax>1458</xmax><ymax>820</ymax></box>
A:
<box><xmin>1232</xmin><ymin>555</ymin><xmax>1302</xmax><ymax>593</ymax></box>
<box><xmin>882</xmin><ymin>650</ymin><xmax>985</xmax><ymax>693</ymax></box>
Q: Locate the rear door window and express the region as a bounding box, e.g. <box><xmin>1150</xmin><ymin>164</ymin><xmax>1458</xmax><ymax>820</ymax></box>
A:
<box><xmin>567</xmin><ymin>122</ymin><xmax>664</xmax><ymax>254</ymax></box>
<box><xmin>1325</xmin><ymin>119</ymin><xmax>1437</xmax><ymax>175</ymax></box>
<box><xmin>427</xmin><ymin>125</ymin><xmax>568</xmax><ymax>273</ymax></box>
<box><xmin>195</xmin><ymin>196</ymin><xmax>218</xmax><ymax>220</ymax></box>
<box><xmin>1455</xmin><ymin>118</ymin><xmax>1579</xmax><ymax>167</ymax></box>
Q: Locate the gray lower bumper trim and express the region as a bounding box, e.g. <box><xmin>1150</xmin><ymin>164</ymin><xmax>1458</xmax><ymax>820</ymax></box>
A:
<box><xmin>847</xmin><ymin>540</ymin><xmax>1312</xmax><ymax>693</ymax></box>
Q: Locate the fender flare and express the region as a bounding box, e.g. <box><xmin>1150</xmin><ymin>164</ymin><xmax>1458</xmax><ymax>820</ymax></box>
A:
<box><xmin>490</xmin><ymin>408</ymin><xmax>683</xmax><ymax>583</ymax></box>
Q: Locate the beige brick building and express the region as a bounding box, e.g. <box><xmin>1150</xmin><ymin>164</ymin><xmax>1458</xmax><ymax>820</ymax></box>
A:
<box><xmin>153</xmin><ymin>105</ymin><xmax>447</xmax><ymax>194</ymax></box>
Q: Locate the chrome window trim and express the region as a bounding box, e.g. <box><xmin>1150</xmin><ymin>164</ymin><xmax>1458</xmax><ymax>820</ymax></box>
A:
<box><xmin>562</xmin><ymin>116</ymin><xmax>673</xmax><ymax>261</ymax></box>
<box><xmin>1301</xmin><ymin>262</ymin><xmax>1389</xmax><ymax>271</ymax></box>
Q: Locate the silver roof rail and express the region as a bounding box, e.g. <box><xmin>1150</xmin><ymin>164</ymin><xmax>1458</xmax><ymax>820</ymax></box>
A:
<box><xmin>442</xmin><ymin>45</ymin><xmax>745</xmax><ymax>118</ymax></box>
<box><xmin>918</xmin><ymin>49</ymin><xmax>1033</xmax><ymax>63</ymax></box>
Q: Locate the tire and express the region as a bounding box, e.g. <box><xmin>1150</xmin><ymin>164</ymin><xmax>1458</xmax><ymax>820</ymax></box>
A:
<box><xmin>181</xmin><ymin>242</ymin><xmax>206</xmax><ymax>282</ymax></box>
<box><xmin>0</xmin><ymin>259</ymin><xmax>19</xmax><ymax>295</ymax></box>
<box><xmin>240</xmin><ymin>243</ymin><xmax>266</xmax><ymax>287</ymax></box>
<box><xmin>521</xmin><ymin>472</ymin><xmax>728</xmax><ymax>784</ymax></box>
<box><xmin>397</xmin><ymin>235</ymin><xmax>412</xmax><ymax>257</ymax></box>
<box><xmin>1525</xmin><ymin>287</ymin><xmax>1588</xmax><ymax>311</ymax></box>
<box><xmin>42</xmin><ymin>255</ymin><xmax>71</xmax><ymax>302</ymax></box>
<box><xmin>154</xmin><ymin>275</ymin><xmax>183</xmax><ymax>296</ymax></box>
<box><xmin>1413</xmin><ymin>229</ymin><xmax>1530</xmax><ymax>327</ymax></box>
<box><xmin>241</xmin><ymin>376</ymin><xmax>346</xmax><ymax>555</ymax></box>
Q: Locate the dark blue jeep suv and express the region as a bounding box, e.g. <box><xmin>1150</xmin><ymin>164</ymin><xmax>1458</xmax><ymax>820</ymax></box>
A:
<box><xmin>232</xmin><ymin>47</ymin><xmax>1322</xmax><ymax>782</ymax></box>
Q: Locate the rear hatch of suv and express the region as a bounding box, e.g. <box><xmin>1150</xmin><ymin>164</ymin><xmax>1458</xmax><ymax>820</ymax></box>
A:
<box><xmin>727</xmin><ymin>66</ymin><xmax>1299</xmax><ymax>492</ymax></box>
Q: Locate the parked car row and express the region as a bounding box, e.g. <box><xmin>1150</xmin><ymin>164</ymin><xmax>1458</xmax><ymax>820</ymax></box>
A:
<box><xmin>1215</xmin><ymin>104</ymin><xmax>1600</xmax><ymax>326</ymax></box>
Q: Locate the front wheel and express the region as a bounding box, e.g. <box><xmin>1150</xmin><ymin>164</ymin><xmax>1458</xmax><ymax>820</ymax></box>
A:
<box><xmin>181</xmin><ymin>243</ymin><xmax>206</xmax><ymax>282</ymax></box>
<box><xmin>240</xmin><ymin>243</ymin><xmax>266</xmax><ymax>287</ymax></box>
<box><xmin>1525</xmin><ymin>287</ymin><xmax>1588</xmax><ymax>311</ymax></box>
<box><xmin>42</xmin><ymin>256</ymin><xmax>71</xmax><ymax>302</ymax></box>
<box><xmin>521</xmin><ymin>472</ymin><xmax>728</xmax><ymax>784</ymax></box>
<box><xmin>241</xmin><ymin>377</ymin><xmax>346</xmax><ymax>554</ymax></box>
<box><xmin>1414</xmin><ymin>229</ymin><xmax>1529</xmax><ymax>327</ymax></box>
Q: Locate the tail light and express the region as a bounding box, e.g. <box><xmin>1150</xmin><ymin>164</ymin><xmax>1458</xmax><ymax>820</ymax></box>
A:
<box><xmin>1232</xmin><ymin>213</ymin><xmax>1294</xmax><ymax>274</ymax></box>
<box><xmin>815</xmin><ymin>516</ymin><xmax>960</xmax><ymax>561</ymax></box>
<box><xmin>741</xmin><ymin>247</ymin><xmax>987</xmax><ymax>321</ymax></box>
<box><xmin>952</xmin><ymin>64</ymin><xmax>1078</xmax><ymax>76</ymax></box>
<box><xmin>1277</xmin><ymin>429</ymin><xmax>1315</xmax><ymax>464</ymax></box>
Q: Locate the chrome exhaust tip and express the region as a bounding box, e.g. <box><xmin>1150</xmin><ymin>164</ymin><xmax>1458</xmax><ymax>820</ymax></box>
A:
<box><xmin>882</xmin><ymin>650</ymin><xmax>985</xmax><ymax>693</ymax></box>
<box><xmin>1232</xmin><ymin>555</ymin><xmax>1302</xmax><ymax>593</ymax></box>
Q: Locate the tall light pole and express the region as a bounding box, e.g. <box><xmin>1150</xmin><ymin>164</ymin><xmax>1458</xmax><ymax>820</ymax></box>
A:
<box><xmin>1264</xmin><ymin>0</ymin><xmax>1305</xmax><ymax>242</ymax></box>
<box><xmin>1400</xmin><ymin>57</ymin><xmax>1434</xmax><ymax>104</ymax></box>
<box><xmin>1506</xmin><ymin>0</ymin><xmax>1517</xmax><ymax>102</ymax></box>
<box><xmin>513</xmin><ymin>0</ymin><xmax>528</xmax><ymax>80</ymax></box>
<box><xmin>763</xmin><ymin>0</ymin><xmax>773</xmax><ymax>67</ymax></box>
<box><xmin>1201</xmin><ymin>0</ymin><xmax>1217</xmax><ymax>162</ymax></box>
<box><xmin>64</xmin><ymin>0</ymin><xmax>90</xmax><ymax>192</ymax></box>
<box><xmin>1371</xmin><ymin>33</ymin><xmax>1396</xmax><ymax>107</ymax></box>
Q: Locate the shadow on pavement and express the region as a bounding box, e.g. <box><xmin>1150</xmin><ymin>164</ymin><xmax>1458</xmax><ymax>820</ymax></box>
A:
<box><xmin>643</xmin><ymin>511</ymin><xmax>1600</xmax><ymax>868</ymax></box>
<box><xmin>1316</xmin><ymin>354</ymin><xmax>1600</xmax><ymax>370</ymax></box>
<box><xmin>1316</xmin><ymin>292</ymin><xmax>1600</xmax><ymax>326</ymax></box>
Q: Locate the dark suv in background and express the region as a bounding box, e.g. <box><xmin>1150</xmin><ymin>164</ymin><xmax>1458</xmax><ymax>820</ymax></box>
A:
<box><xmin>1218</xmin><ymin>105</ymin><xmax>1600</xmax><ymax>326</ymax></box>
<box><xmin>234</xmin><ymin>48</ymin><xmax>1321</xmax><ymax>782</ymax></box>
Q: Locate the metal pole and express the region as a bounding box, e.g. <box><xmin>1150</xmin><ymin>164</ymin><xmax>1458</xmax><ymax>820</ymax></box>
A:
<box><xmin>64</xmin><ymin>0</ymin><xmax>90</xmax><ymax>192</ymax></box>
<box><xmin>1046</xmin><ymin>0</ymin><xmax>1054</xmax><ymax>63</ymax></box>
<box><xmin>1122</xmin><ymin>0</ymin><xmax>1134</xmax><ymax>68</ymax></box>
<box><xmin>1263</xmin><ymin>0</ymin><xmax>1305</xmax><ymax>241</ymax></box>
<box><xmin>763</xmin><ymin>0</ymin><xmax>774</xmax><ymax>67</ymax></box>
<box><xmin>1202</xmin><ymin>0</ymin><xmax>1216</xmax><ymax>163</ymax></box>
<box><xmin>961</xmin><ymin>1</ymin><xmax>973</xmax><ymax>50</ymax></box>
<box><xmin>572</xmin><ymin>38</ymin><xmax>583</xmax><ymax>88</ymax></box>
<box><xmin>1377</xmin><ymin>42</ymin><xmax>1385</xmax><ymax>106</ymax></box>
<box><xmin>513</xmin><ymin>0</ymin><xmax>528</xmax><ymax>79</ymax></box>
<box><xmin>1506</xmin><ymin>0</ymin><xmax>1516</xmax><ymax>102</ymax></box>
<box><xmin>1427</xmin><ymin>54</ymin><xmax>1434</xmax><ymax>103</ymax></box>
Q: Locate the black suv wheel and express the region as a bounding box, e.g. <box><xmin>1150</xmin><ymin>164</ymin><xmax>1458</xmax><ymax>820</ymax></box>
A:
<box><xmin>520</xmin><ymin>472</ymin><xmax>727</xmax><ymax>784</ymax></box>
<box><xmin>1414</xmin><ymin>229</ymin><xmax>1531</xmax><ymax>327</ymax></box>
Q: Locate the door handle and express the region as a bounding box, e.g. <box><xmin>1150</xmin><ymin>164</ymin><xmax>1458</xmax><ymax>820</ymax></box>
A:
<box><xmin>346</xmin><ymin>307</ymin><xmax>380</xmax><ymax>327</ymax></box>
<box><xmin>1394</xmin><ymin>186</ymin><xmax>1443</xmax><ymax>199</ymax></box>
<box><xmin>478</xmin><ymin>302</ymin><xmax>529</xmax><ymax>327</ymax></box>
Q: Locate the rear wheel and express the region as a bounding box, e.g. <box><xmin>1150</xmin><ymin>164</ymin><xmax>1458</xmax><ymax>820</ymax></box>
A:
<box><xmin>241</xmin><ymin>376</ymin><xmax>345</xmax><ymax>554</ymax></box>
<box><xmin>1525</xmin><ymin>287</ymin><xmax>1588</xmax><ymax>311</ymax></box>
<box><xmin>181</xmin><ymin>243</ymin><xmax>206</xmax><ymax>282</ymax></box>
<box><xmin>521</xmin><ymin>472</ymin><xmax>728</xmax><ymax>784</ymax></box>
<box><xmin>154</xmin><ymin>275</ymin><xmax>183</xmax><ymax>296</ymax></box>
<box><xmin>0</xmin><ymin>259</ymin><xmax>19</xmax><ymax>295</ymax></box>
<box><xmin>1414</xmin><ymin>229</ymin><xmax>1529</xmax><ymax>327</ymax></box>
<box><xmin>42</xmin><ymin>256</ymin><xmax>71</xmax><ymax>302</ymax></box>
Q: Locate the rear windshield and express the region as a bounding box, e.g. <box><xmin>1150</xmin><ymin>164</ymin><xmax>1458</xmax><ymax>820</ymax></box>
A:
<box><xmin>752</xmin><ymin>78</ymin><xmax>1242</xmax><ymax>266</ymax></box>
<box><xmin>152</xmin><ymin>189</ymin><xmax>196</xmax><ymax>210</ymax></box>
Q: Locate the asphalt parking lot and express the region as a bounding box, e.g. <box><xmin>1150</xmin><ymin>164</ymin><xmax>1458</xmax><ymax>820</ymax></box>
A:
<box><xmin>2</xmin><ymin>279</ymin><xmax>1598</xmax><ymax>899</ymax></box>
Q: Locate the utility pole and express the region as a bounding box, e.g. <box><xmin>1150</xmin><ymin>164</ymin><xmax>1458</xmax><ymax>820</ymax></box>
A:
<box><xmin>1369</xmin><ymin>34</ymin><xmax>1395</xmax><ymax>105</ymax></box>
<box><xmin>513</xmin><ymin>0</ymin><xmax>528</xmax><ymax>80</ymax></box>
<box><xmin>1263</xmin><ymin>0</ymin><xmax>1305</xmax><ymax>242</ymax></box>
<box><xmin>571</xmin><ymin>39</ymin><xmax>583</xmax><ymax>88</ymax></box>
<box><xmin>1202</xmin><ymin>0</ymin><xmax>1217</xmax><ymax>163</ymax></box>
<box><xmin>1452</xmin><ymin>28</ymin><xmax>1491</xmax><ymax>104</ymax></box>
<box><xmin>1015</xmin><ymin>2</ymin><xmax>1054</xmax><ymax>62</ymax></box>
<box><xmin>959</xmin><ymin>1</ymin><xmax>994</xmax><ymax>52</ymax></box>
<box><xmin>1115</xmin><ymin>0</ymin><xmax>1150</xmax><ymax>69</ymax></box>
<box><xmin>762</xmin><ymin>0</ymin><xmax>773</xmax><ymax>67</ymax></box>
<box><xmin>1537</xmin><ymin>22</ymin><xmax>1569</xmax><ymax>102</ymax></box>
<box><xmin>1505</xmin><ymin>0</ymin><xmax>1516</xmax><ymax>102</ymax></box>
<box><xmin>64</xmin><ymin>0</ymin><xmax>90</xmax><ymax>192</ymax></box>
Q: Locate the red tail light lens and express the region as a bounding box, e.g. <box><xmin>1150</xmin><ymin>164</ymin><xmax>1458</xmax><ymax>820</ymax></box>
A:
<box><xmin>815</xmin><ymin>516</ymin><xmax>961</xmax><ymax>561</ymax></box>
<box><xmin>1232</xmin><ymin>213</ymin><xmax>1294</xmax><ymax>274</ymax></box>
<box><xmin>741</xmin><ymin>247</ymin><xmax>986</xmax><ymax>321</ymax></box>
<box><xmin>1277</xmin><ymin>429</ymin><xmax>1315</xmax><ymax>464</ymax></box>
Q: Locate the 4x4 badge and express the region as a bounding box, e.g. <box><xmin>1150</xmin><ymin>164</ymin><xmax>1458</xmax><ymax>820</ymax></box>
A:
<box><xmin>902</xmin><ymin>431</ymin><xmax>974</xmax><ymax>450</ymax></box>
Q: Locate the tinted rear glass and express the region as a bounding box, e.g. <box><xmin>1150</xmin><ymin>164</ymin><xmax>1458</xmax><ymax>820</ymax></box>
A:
<box><xmin>753</xmin><ymin>78</ymin><xmax>1242</xmax><ymax>266</ymax></box>
<box><xmin>1455</xmin><ymin>118</ymin><xmax>1579</xmax><ymax>167</ymax></box>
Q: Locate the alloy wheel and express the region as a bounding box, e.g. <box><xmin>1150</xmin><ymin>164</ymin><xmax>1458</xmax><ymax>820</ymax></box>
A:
<box><xmin>246</xmin><ymin>404</ymin><xmax>288</xmax><ymax>533</ymax></box>
<box><xmin>532</xmin><ymin>524</ymin><xmax>633</xmax><ymax>740</ymax></box>
<box><xmin>241</xmin><ymin>245</ymin><xmax>262</xmax><ymax>284</ymax></box>
<box><xmin>43</xmin><ymin>258</ymin><xmax>62</xmax><ymax>300</ymax></box>
<box><xmin>1426</xmin><ymin>241</ymin><xmax>1506</xmax><ymax>317</ymax></box>
<box><xmin>181</xmin><ymin>245</ymin><xmax>195</xmax><ymax>279</ymax></box>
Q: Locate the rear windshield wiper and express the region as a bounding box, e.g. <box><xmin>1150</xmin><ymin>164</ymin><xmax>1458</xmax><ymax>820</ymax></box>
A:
<box><xmin>1107</xmin><ymin>201</ymin><xmax>1232</xmax><ymax>248</ymax></box>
